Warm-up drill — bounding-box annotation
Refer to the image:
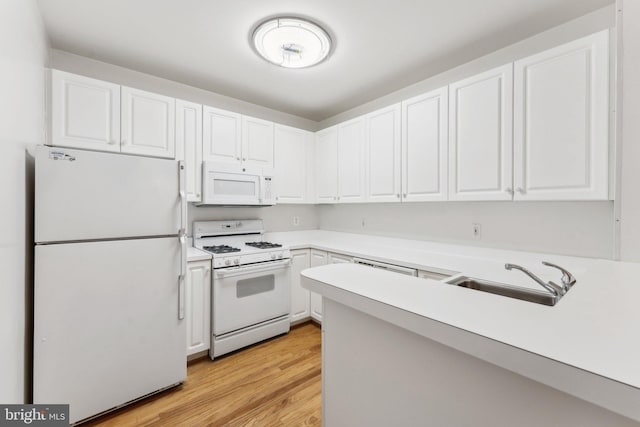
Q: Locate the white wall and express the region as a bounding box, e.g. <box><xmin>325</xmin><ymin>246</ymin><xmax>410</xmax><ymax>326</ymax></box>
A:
<box><xmin>0</xmin><ymin>0</ymin><xmax>48</xmax><ymax>403</ymax></box>
<box><xmin>316</xmin><ymin>5</ymin><xmax>617</xmax><ymax>259</ymax></box>
<box><xmin>619</xmin><ymin>0</ymin><xmax>640</xmax><ymax>261</ymax></box>
<box><xmin>319</xmin><ymin>202</ymin><xmax>613</xmax><ymax>259</ymax></box>
<box><xmin>49</xmin><ymin>50</ymin><xmax>317</xmax><ymax>131</ymax></box>
<box><xmin>187</xmin><ymin>204</ymin><xmax>319</xmax><ymax>236</ymax></box>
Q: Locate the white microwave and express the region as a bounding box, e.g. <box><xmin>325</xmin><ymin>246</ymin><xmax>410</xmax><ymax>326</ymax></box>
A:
<box><xmin>198</xmin><ymin>162</ymin><xmax>276</xmax><ymax>206</ymax></box>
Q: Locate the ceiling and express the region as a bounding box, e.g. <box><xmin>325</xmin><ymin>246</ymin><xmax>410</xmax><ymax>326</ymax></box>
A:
<box><xmin>37</xmin><ymin>0</ymin><xmax>612</xmax><ymax>122</ymax></box>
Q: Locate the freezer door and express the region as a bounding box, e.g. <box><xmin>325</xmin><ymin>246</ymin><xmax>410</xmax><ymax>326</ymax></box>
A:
<box><xmin>33</xmin><ymin>237</ymin><xmax>186</xmax><ymax>424</ymax></box>
<box><xmin>35</xmin><ymin>146</ymin><xmax>181</xmax><ymax>243</ymax></box>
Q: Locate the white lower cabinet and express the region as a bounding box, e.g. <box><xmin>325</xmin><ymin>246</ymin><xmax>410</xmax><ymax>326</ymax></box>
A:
<box><xmin>309</xmin><ymin>249</ymin><xmax>329</xmax><ymax>322</ymax></box>
<box><xmin>290</xmin><ymin>249</ymin><xmax>311</xmax><ymax>324</ymax></box>
<box><xmin>328</xmin><ymin>252</ymin><xmax>353</xmax><ymax>264</ymax></box>
<box><xmin>186</xmin><ymin>260</ymin><xmax>211</xmax><ymax>356</ymax></box>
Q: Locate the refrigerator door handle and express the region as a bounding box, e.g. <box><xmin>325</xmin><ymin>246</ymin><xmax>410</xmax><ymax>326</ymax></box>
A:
<box><xmin>178</xmin><ymin>160</ymin><xmax>187</xmax><ymax>237</ymax></box>
<box><xmin>178</xmin><ymin>234</ymin><xmax>186</xmax><ymax>320</ymax></box>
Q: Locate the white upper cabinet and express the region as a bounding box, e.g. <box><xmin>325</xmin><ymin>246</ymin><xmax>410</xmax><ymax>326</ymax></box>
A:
<box><xmin>274</xmin><ymin>125</ymin><xmax>314</xmax><ymax>203</ymax></box>
<box><xmin>202</xmin><ymin>106</ymin><xmax>242</xmax><ymax>164</ymax></box>
<box><xmin>316</xmin><ymin>126</ymin><xmax>339</xmax><ymax>203</ymax></box>
<box><xmin>121</xmin><ymin>87</ymin><xmax>176</xmax><ymax>159</ymax></box>
<box><xmin>402</xmin><ymin>88</ymin><xmax>448</xmax><ymax>202</ymax></box>
<box><xmin>242</xmin><ymin>116</ymin><xmax>274</xmax><ymax>168</ymax></box>
<box><xmin>366</xmin><ymin>104</ymin><xmax>402</xmax><ymax>202</ymax></box>
<box><xmin>337</xmin><ymin>117</ymin><xmax>366</xmax><ymax>203</ymax></box>
<box><xmin>513</xmin><ymin>30</ymin><xmax>610</xmax><ymax>201</ymax></box>
<box><xmin>50</xmin><ymin>70</ymin><xmax>121</xmax><ymax>152</ymax></box>
<box><xmin>448</xmin><ymin>64</ymin><xmax>514</xmax><ymax>201</ymax></box>
<box><xmin>175</xmin><ymin>100</ymin><xmax>203</xmax><ymax>202</ymax></box>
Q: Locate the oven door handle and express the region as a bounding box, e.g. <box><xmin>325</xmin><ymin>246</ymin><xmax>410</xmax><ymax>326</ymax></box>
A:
<box><xmin>215</xmin><ymin>259</ymin><xmax>291</xmax><ymax>278</ymax></box>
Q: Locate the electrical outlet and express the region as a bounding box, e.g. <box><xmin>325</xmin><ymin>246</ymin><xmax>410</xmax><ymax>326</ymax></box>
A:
<box><xmin>292</xmin><ymin>216</ymin><xmax>300</xmax><ymax>227</ymax></box>
<box><xmin>472</xmin><ymin>223</ymin><xmax>482</xmax><ymax>240</ymax></box>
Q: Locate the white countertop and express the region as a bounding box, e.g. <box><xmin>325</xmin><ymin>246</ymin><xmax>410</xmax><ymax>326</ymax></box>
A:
<box><xmin>263</xmin><ymin>230</ymin><xmax>640</xmax><ymax>419</ymax></box>
<box><xmin>187</xmin><ymin>246</ymin><xmax>211</xmax><ymax>262</ymax></box>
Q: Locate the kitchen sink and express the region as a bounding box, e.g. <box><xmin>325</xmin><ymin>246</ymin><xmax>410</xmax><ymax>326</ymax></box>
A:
<box><xmin>445</xmin><ymin>276</ymin><xmax>557</xmax><ymax>306</ymax></box>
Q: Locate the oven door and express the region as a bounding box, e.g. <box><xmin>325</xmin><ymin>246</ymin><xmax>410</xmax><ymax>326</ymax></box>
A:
<box><xmin>213</xmin><ymin>259</ymin><xmax>291</xmax><ymax>336</ymax></box>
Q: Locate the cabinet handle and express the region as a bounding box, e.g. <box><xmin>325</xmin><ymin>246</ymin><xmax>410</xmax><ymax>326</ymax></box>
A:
<box><xmin>516</xmin><ymin>187</ymin><xmax>525</xmax><ymax>194</ymax></box>
<box><xmin>121</xmin><ymin>139</ymin><xmax>127</xmax><ymax>145</ymax></box>
<box><xmin>108</xmin><ymin>139</ymin><xmax>117</xmax><ymax>145</ymax></box>
<box><xmin>396</xmin><ymin>194</ymin><xmax>400</xmax><ymax>198</ymax></box>
<box><xmin>236</xmin><ymin>156</ymin><xmax>240</xmax><ymax>160</ymax></box>
<box><xmin>243</xmin><ymin>157</ymin><xmax>247</xmax><ymax>161</ymax></box>
<box><xmin>505</xmin><ymin>187</ymin><xmax>514</xmax><ymax>195</ymax></box>
<box><xmin>403</xmin><ymin>193</ymin><xmax>407</xmax><ymax>198</ymax></box>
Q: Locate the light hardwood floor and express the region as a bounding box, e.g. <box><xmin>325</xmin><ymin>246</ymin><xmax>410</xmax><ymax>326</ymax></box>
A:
<box><xmin>84</xmin><ymin>323</ymin><xmax>322</xmax><ymax>426</ymax></box>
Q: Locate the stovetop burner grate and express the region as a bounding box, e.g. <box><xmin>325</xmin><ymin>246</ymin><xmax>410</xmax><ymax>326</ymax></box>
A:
<box><xmin>203</xmin><ymin>245</ymin><xmax>242</xmax><ymax>254</ymax></box>
<box><xmin>245</xmin><ymin>241</ymin><xmax>283</xmax><ymax>249</ymax></box>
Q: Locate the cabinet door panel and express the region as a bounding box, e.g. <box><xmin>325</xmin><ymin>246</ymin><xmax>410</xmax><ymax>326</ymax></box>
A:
<box><xmin>337</xmin><ymin>118</ymin><xmax>366</xmax><ymax>202</ymax></box>
<box><xmin>121</xmin><ymin>87</ymin><xmax>175</xmax><ymax>158</ymax></box>
<box><xmin>186</xmin><ymin>260</ymin><xmax>211</xmax><ymax>356</ymax></box>
<box><xmin>275</xmin><ymin>125</ymin><xmax>310</xmax><ymax>203</ymax></box>
<box><xmin>290</xmin><ymin>249</ymin><xmax>311</xmax><ymax>323</ymax></box>
<box><xmin>309</xmin><ymin>250</ymin><xmax>327</xmax><ymax>322</ymax></box>
<box><xmin>176</xmin><ymin>100</ymin><xmax>203</xmax><ymax>202</ymax></box>
<box><xmin>50</xmin><ymin>70</ymin><xmax>120</xmax><ymax>152</ymax></box>
<box><xmin>514</xmin><ymin>30</ymin><xmax>609</xmax><ymax>200</ymax></box>
<box><xmin>242</xmin><ymin>116</ymin><xmax>274</xmax><ymax>168</ymax></box>
<box><xmin>402</xmin><ymin>88</ymin><xmax>448</xmax><ymax>202</ymax></box>
<box><xmin>366</xmin><ymin>104</ymin><xmax>402</xmax><ymax>202</ymax></box>
<box><xmin>202</xmin><ymin>106</ymin><xmax>241</xmax><ymax>164</ymax></box>
<box><xmin>315</xmin><ymin>127</ymin><xmax>339</xmax><ymax>203</ymax></box>
<box><xmin>449</xmin><ymin>65</ymin><xmax>513</xmax><ymax>201</ymax></box>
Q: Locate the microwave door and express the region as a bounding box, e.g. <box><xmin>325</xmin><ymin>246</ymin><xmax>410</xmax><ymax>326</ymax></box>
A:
<box><xmin>204</xmin><ymin>171</ymin><xmax>261</xmax><ymax>205</ymax></box>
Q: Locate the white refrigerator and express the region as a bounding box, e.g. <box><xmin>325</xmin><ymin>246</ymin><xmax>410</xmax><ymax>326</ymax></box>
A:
<box><xmin>33</xmin><ymin>146</ymin><xmax>187</xmax><ymax>424</ymax></box>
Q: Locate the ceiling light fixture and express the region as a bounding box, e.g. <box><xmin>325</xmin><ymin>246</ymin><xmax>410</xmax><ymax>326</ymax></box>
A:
<box><xmin>252</xmin><ymin>17</ymin><xmax>332</xmax><ymax>69</ymax></box>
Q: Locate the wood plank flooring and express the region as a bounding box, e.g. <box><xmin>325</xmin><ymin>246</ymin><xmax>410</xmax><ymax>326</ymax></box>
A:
<box><xmin>84</xmin><ymin>323</ymin><xmax>322</xmax><ymax>427</ymax></box>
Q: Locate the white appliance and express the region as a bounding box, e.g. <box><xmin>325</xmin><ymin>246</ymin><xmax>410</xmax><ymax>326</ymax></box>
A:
<box><xmin>33</xmin><ymin>146</ymin><xmax>187</xmax><ymax>424</ymax></box>
<box><xmin>198</xmin><ymin>161</ymin><xmax>276</xmax><ymax>206</ymax></box>
<box><xmin>193</xmin><ymin>220</ymin><xmax>291</xmax><ymax>358</ymax></box>
<box><xmin>352</xmin><ymin>258</ymin><xmax>418</xmax><ymax>276</ymax></box>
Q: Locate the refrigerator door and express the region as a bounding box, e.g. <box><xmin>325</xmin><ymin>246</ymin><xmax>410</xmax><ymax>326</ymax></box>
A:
<box><xmin>35</xmin><ymin>146</ymin><xmax>181</xmax><ymax>243</ymax></box>
<box><xmin>34</xmin><ymin>237</ymin><xmax>186</xmax><ymax>424</ymax></box>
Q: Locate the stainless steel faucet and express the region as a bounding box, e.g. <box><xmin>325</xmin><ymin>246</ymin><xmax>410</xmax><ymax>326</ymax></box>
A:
<box><xmin>504</xmin><ymin>262</ymin><xmax>571</xmax><ymax>297</ymax></box>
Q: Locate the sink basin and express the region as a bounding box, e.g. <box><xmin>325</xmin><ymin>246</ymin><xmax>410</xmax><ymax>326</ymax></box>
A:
<box><xmin>445</xmin><ymin>276</ymin><xmax>557</xmax><ymax>306</ymax></box>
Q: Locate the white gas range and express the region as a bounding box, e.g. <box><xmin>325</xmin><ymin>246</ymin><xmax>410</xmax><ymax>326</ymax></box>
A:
<box><xmin>193</xmin><ymin>220</ymin><xmax>291</xmax><ymax>359</ymax></box>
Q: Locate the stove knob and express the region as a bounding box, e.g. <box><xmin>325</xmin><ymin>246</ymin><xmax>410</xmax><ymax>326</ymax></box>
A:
<box><xmin>234</xmin><ymin>258</ymin><xmax>240</xmax><ymax>265</ymax></box>
<box><xmin>271</xmin><ymin>253</ymin><xmax>276</xmax><ymax>260</ymax></box>
<box><xmin>225</xmin><ymin>259</ymin><xmax>231</xmax><ymax>266</ymax></box>
<box><xmin>278</xmin><ymin>252</ymin><xmax>283</xmax><ymax>259</ymax></box>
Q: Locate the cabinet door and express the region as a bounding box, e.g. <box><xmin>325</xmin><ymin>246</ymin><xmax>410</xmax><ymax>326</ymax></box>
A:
<box><xmin>176</xmin><ymin>100</ymin><xmax>203</xmax><ymax>202</ymax></box>
<box><xmin>449</xmin><ymin>64</ymin><xmax>514</xmax><ymax>201</ymax></box>
<box><xmin>202</xmin><ymin>106</ymin><xmax>241</xmax><ymax>164</ymax></box>
<box><xmin>513</xmin><ymin>30</ymin><xmax>609</xmax><ymax>201</ymax></box>
<box><xmin>309</xmin><ymin>250</ymin><xmax>328</xmax><ymax>322</ymax></box>
<box><xmin>121</xmin><ymin>87</ymin><xmax>175</xmax><ymax>158</ymax></box>
<box><xmin>290</xmin><ymin>249</ymin><xmax>311</xmax><ymax>324</ymax></box>
<box><xmin>242</xmin><ymin>116</ymin><xmax>274</xmax><ymax>168</ymax></box>
<box><xmin>366</xmin><ymin>104</ymin><xmax>402</xmax><ymax>202</ymax></box>
<box><xmin>50</xmin><ymin>70</ymin><xmax>121</xmax><ymax>152</ymax></box>
<box><xmin>315</xmin><ymin>127</ymin><xmax>339</xmax><ymax>203</ymax></box>
<box><xmin>337</xmin><ymin>117</ymin><xmax>366</xmax><ymax>203</ymax></box>
<box><xmin>402</xmin><ymin>88</ymin><xmax>448</xmax><ymax>202</ymax></box>
<box><xmin>186</xmin><ymin>260</ymin><xmax>211</xmax><ymax>356</ymax></box>
<box><xmin>274</xmin><ymin>125</ymin><xmax>310</xmax><ymax>203</ymax></box>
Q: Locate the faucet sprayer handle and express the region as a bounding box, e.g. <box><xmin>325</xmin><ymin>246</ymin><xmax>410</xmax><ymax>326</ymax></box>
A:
<box><xmin>542</xmin><ymin>261</ymin><xmax>576</xmax><ymax>290</ymax></box>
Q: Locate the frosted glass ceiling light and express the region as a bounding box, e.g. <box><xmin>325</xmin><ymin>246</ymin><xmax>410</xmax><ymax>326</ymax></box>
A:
<box><xmin>252</xmin><ymin>17</ymin><xmax>332</xmax><ymax>69</ymax></box>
